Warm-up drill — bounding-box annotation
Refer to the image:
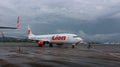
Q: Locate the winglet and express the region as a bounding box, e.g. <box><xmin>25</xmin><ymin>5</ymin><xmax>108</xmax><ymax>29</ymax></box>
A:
<box><xmin>16</xmin><ymin>16</ymin><xmax>20</xmax><ymax>29</ymax></box>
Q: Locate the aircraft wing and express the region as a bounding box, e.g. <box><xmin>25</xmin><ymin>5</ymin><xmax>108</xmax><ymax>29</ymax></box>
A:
<box><xmin>0</xmin><ymin>26</ymin><xmax>20</xmax><ymax>29</ymax></box>
<box><xmin>0</xmin><ymin>16</ymin><xmax>20</xmax><ymax>29</ymax></box>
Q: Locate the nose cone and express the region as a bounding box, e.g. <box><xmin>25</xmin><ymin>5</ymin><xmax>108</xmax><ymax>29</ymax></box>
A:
<box><xmin>77</xmin><ymin>37</ymin><xmax>82</xmax><ymax>41</ymax></box>
<box><xmin>76</xmin><ymin>37</ymin><xmax>84</xmax><ymax>44</ymax></box>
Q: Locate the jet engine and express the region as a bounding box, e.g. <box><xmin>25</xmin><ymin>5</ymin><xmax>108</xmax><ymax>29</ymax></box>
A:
<box><xmin>38</xmin><ymin>40</ymin><xmax>44</xmax><ymax>47</ymax></box>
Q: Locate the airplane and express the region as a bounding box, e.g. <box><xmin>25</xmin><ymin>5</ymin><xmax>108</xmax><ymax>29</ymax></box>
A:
<box><xmin>0</xmin><ymin>16</ymin><xmax>20</xmax><ymax>29</ymax></box>
<box><xmin>27</xmin><ymin>25</ymin><xmax>83</xmax><ymax>48</ymax></box>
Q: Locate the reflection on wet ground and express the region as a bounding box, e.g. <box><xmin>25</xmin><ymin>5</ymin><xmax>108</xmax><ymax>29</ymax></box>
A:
<box><xmin>0</xmin><ymin>42</ymin><xmax>119</xmax><ymax>67</ymax></box>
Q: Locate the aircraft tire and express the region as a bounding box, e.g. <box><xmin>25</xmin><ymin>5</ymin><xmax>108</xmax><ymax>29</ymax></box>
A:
<box><xmin>72</xmin><ymin>45</ymin><xmax>75</xmax><ymax>48</ymax></box>
<box><xmin>49</xmin><ymin>43</ymin><xmax>53</xmax><ymax>47</ymax></box>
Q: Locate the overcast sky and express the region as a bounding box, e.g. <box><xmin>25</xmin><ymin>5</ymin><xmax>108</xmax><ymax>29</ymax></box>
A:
<box><xmin>0</xmin><ymin>0</ymin><xmax>120</xmax><ymax>42</ymax></box>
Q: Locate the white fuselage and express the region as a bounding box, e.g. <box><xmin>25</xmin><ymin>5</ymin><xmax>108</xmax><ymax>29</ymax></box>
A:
<box><xmin>28</xmin><ymin>33</ymin><xmax>83</xmax><ymax>44</ymax></box>
<box><xmin>27</xmin><ymin>25</ymin><xmax>83</xmax><ymax>47</ymax></box>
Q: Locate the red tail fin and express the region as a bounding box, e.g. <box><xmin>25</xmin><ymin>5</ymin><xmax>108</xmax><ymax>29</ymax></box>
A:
<box><xmin>16</xmin><ymin>16</ymin><xmax>20</xmax><ymax>29</ymax></box>
<box><xmin>28</xmin><ymin>25</ymin><xmax>34</xmax><ymax>36</ymax></box>
<box><xmin>28</xmin><ymin>28</ymin><xmax>31</xmax><ymax>35</ymax></box>
<box><xmin>28</xmin><ymin>25</ymin><xmax>31</xmax><ymax>35</ymax></box>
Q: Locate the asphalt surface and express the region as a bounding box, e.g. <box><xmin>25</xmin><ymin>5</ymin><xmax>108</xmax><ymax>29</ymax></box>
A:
<box><xmin>0</xmin><ymin>42</ymin><xmax>119</xmax><ymax>67</ymax></box>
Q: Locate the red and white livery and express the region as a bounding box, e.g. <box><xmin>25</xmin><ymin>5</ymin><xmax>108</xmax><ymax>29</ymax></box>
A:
<box><xmin>28</xmin><ymin>25</ymin><xmax>83</xmax><ymax>48</ymax></box>
<box><xmin>0</xmin><ymin>16</ymin><xmax>20</xmax><ymax>29</ymax></box>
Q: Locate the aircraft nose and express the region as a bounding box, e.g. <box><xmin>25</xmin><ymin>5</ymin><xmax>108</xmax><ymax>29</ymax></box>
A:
<box><xmin>77</xmin><ymin>37</ymin><xmax>83</xmax><ymax>43</ymax></box>
<box><xmin>77</xmin><ymin>37</ymin><xmax>82</xmax><ymax>41</ymax></box>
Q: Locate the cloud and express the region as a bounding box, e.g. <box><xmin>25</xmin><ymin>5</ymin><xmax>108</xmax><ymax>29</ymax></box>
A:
<box><xmin>1</xmin><ymin>0</ymin><xmax>120</xmax><ymax>23</ymax></box>
<box><xmin>78</xmin><ymin>30</ymin><xmax>120</xmax><ymax>42</ymax></box>
<box><xmin>56</xmin><ymin>29</ymin><xmax>74</xmax><ymax>33</ymax></box>
<box><xmin>0</xmin><ymin>0</ymin><xmax>120</xmax><ymax>42</ymax></box>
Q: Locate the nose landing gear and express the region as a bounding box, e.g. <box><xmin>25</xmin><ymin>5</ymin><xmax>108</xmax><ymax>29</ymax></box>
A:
<box><xmin>72</xmin><ymin>44</ymin><xmax>75</xmax><ymax>48</ymax></box>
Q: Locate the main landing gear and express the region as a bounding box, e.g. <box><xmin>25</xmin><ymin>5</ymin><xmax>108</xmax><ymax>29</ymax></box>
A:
<box><xmin>38</xmin><ymin>42</ymin><xmax>53</xmax><ymax>47</ymax></box>
<box><xmin>72</xmin><ymin>44</ymin><xmax>75</xmax><ymax>48</ymax></box>
<box><xmin>49</xmin><ymin>43</ymin><xmax>53</xmax><ymax>47</ymax></box>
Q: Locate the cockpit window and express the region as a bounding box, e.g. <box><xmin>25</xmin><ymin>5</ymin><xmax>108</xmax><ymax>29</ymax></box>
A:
<box><xmin>73</xmin><ymin>36</ymin><xmax>79</xmax><ymax>38</ymax></box>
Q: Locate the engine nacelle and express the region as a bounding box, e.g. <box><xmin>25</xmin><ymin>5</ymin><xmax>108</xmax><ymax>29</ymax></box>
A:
<box><xmin>38</xmin><ymin>40</ymin><xmax>44</xmax><ymax>47</ymax></box>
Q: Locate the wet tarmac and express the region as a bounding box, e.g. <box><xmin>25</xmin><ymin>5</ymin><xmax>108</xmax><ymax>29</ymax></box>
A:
<box><xmin>0</xmin><ymin>42</ymin><xmax>119</xmax><ymax>67</ymax></box>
